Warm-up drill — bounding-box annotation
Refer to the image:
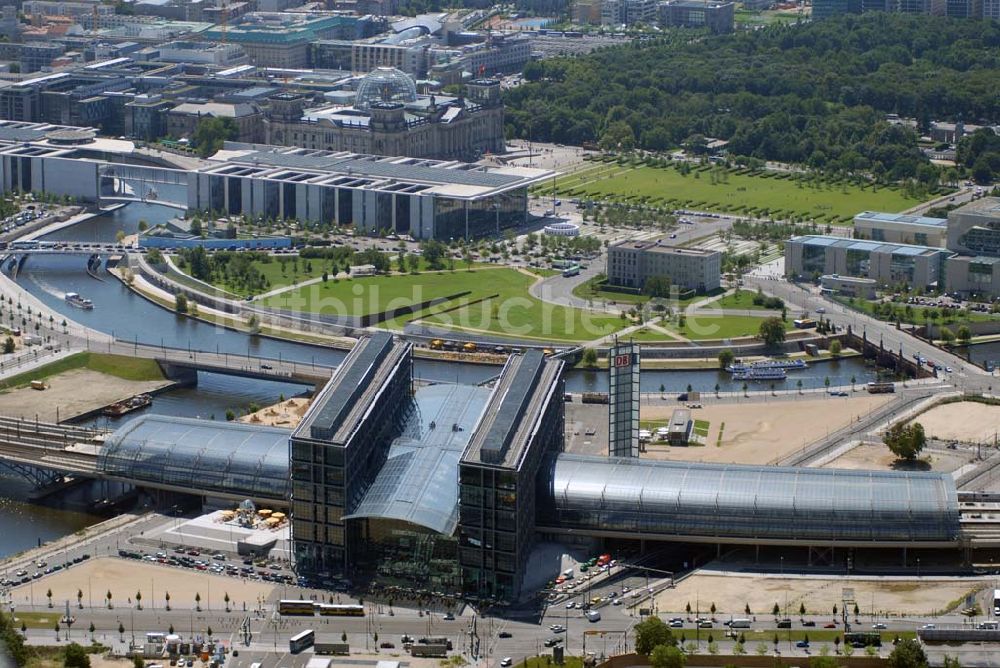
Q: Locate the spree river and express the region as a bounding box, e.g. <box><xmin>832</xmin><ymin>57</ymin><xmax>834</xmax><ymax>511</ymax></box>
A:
<box><xmin>0</xmin><ymin>199</ymin><xmax>895</xmax><ymax>558</ymax></box>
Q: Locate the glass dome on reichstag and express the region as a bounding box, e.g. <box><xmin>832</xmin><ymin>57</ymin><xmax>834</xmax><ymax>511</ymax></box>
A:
<box><xmin>355</xmin><ymin>67</ymin><xmax>418</xmax><ymax>111</ymax></box>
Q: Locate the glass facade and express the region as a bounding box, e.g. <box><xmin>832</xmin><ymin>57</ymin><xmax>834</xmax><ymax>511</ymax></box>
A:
<box><xmin>458</xmin><ymin>355</ymin><xmax>565</xmax><ymax>604</ymax></box>
<box><xmin>959</xmin><ymin>222</ymin><xmax>1000</xmax><ymax>256</ymax></box>
<box><xmin>544</xmin><ymin>455</ymin><xmax>960</xmax><ymax>543</ymax></box>
<box><xmin>801</xmin><ymin>244</ymin><xmax>827</xmax><ymax>275</ymax></box>
<box><xmin>433</xmin><ymin>191</ymin><xmax>526</xmax><ymax>241</ymax></box>
<box><xmin>98</xmin><ymin>415</ymin><xmax>290</xmax><ymax>501</ymax></box>
<box><xmin>291</xmin><ymin>336</ymin><xmax>413</xmax><ymax>577</ymax></box>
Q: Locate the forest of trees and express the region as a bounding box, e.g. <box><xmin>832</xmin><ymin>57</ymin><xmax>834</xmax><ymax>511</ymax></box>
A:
<box><xmin>505</xmin><ymin>14</ymin><xmax>1000</xmax><ymax>181</ymax></box>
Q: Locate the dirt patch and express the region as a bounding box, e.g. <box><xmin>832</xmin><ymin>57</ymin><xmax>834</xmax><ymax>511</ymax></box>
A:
<box><xmin>640</xmin><ymin>395</ymin><xmax>894</xmax><ymax>465</ymax></box>
<box><xmin>822</xmin><ymin>442</ymin><xmax>975</xmax><ymax>473</ymax></box>
<box><xmin>913</xmin><ymin>402</ymin><xmax>1000</xmax><ymax>443</ymax></box>
<box><xmin>654</xmin><ymin>573</ymin><xmax>985</xmax><ymax>616</ymax></box>
<box><xmin>10</xmin><ymin>557</ymin><xmax>277</xmax><ymax>612</ymax></box>
<box><xmin>0</xmin><ymin>369</ymin><xmax>171</xmax><ymax>422</ymax></box>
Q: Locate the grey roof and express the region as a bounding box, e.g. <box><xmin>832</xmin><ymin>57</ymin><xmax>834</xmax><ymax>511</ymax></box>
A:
<box><xmin>854</xmin><ymin>211</ymin><xmax>948</xmax><ymax>228</ymax></box>
<box><xmin>98</xmin><ymin>415</ymin><xmax>291</xmax><ymax>501</ymax></box>
<box><xmin>233</xmin><ymin>148</ymin><xmax>526</xmax><ymax>188</ymax></box>
<box><xmin>791</xmin><ymin>235</ymin><xmax>951</xmax><ymax>257</ymax></box>
<box><xmin>344</xmin><ymin>384</ymin><xmax>491</xmax><ymax>535</ymax></box>
<box><xmin>298</xmin><ymin>331</ymin><xmax>396</xmax><ymax>442</ymax></box>
<box><xmin>463</xmin><ymin>351</ymin><xmax>564</xmax><ymax>470</ymax></box>
<box><xmin>546</xmin><ymin>454</ymin><xmax>960</xmax><ymax>543</ymax></box>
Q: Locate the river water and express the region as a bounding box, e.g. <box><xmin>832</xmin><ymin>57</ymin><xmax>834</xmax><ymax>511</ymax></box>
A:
<box><xmin>0</xmin><ymin>198</ymin><xmax>956</xmax><ymax>558</ymax></box>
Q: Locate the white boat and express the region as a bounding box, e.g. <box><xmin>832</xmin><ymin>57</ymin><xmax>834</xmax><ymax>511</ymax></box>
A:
<box><xmin>64</xmin><ymin>292</ymin><xmax>94</xmax><ymax>309</ymax></box>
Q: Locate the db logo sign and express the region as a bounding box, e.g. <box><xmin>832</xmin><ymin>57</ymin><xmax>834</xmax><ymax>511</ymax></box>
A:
<box><xmin>613</xmin><ymin>354</ymin><xmax>632</xmax><ymax>368</ymax></box>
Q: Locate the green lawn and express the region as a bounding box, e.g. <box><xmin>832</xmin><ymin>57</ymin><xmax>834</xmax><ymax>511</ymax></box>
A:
<box><xmin>263</xmin><ymin>268</ymin><xmax>503</xmax><ymax>317</ymax></box>
<box><xmin>264</xmin><ymin>267</ymin><xmax>626</xmax><ymax>342</ymax></box>
<box><xmin>0</xmin><ymin>353</ymin><xmax>164</xmax><ymax>390</ymax></box>
<box><xmin>675</xmin><ymin>313</ymin><xmax>792</xmax><ymax>340</ymax></box>
<box><xmin>709</xmin><ymin>290</ymin><xmax>779</xmax><ymax>311</ymax></box>
<box><xmin>836</xmin><ymin>296</ymin><xmax>1000</xmax><ymax>331</ymax></box>
<box><xmin>418</xmin><ymin>269</ymin><xmax>625</xmax><ymax>342</ymax></box>
<box><xmin>184</xmin><ymin>255</ymin><xmax>489</xmax><ymax>298</ymax></box>
<box><xmin>693</xmin><ymin>419</ymin><xmax>711</xmax><ymax>437</ymax></box>
<box><xmin>548</xmin><ymin>163</ymin><xmax>923</xmax><ymax>222</ymax></box>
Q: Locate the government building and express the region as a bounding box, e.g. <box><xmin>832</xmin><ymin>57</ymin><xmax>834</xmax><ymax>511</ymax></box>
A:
<box><xmin>265</xmin><ymin>68</ymin><xmax>505</xmax><ymax>162</ymax></box>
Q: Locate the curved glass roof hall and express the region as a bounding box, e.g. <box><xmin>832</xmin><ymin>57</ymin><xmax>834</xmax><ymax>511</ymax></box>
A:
<box><xmin>545</xmin><ymin>455</ymin><xmax>960</xmax><ymax>544</ymax></box>
<box><xmin>98</xmin><ymin>415</ymin><xmax>291</xmax><ymax>501</ymax></box>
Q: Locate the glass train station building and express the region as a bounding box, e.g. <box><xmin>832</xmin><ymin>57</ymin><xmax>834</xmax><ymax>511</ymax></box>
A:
<box><xmin>285</xmin><ymin>333</ymin><xmax>962</xmax><ymax>604</ymax></box>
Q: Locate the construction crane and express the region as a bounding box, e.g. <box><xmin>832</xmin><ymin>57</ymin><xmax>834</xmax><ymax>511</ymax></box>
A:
<box><xmin>219</xmin><ymin>0</ymin><xmax>228</xmax><ymax>45</ymax></box>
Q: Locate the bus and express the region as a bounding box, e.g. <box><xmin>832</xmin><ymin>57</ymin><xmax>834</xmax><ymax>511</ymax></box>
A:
<box><xmin>866</xmin><ymin>382</ymin><xmax>895</xmax><ymax>394</ymax></box>
<box><xmin>844</xmin><ymin>632</ymin><xmax>881</xmax><ymax>648</ymax></box>
<box><xmin>993</xmin><ymin>589</ymin><xmax>1000</xmax><ymax>615</ymax></box>
<box><xmin>10</xmin><ymin>240</ymin><xmax>38</xmax><ymax>250</ymax></box>
<box><xmin>793</xmin><ymin>318</ymin><xmax>817</xmax><ymax>329</ymax></box>
<box><xmin>317</xmin><ymin>604</ymin><xmax>365</xmax><ymax>617</ymax></box>
<box><xmin>289</xmin><ymin>629</ymin><xmax>315</xmax><ymax>654</ymax></box>
<box><xmin>278</xmin><ymin>599</ymin><xmax>316</xmax><ymax>616</ymax></box>
<box><xmin>562</xmin><ymin>265</ymin><xmax>580</xmax><ymax>278</ymax></box>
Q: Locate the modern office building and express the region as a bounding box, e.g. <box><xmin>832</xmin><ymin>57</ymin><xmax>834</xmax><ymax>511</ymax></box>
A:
<box><xmin>785</xmin><ymin>235</ymin><xmax>951</xmax><ymax>290</ymax></box>
<box><xmin>21</xmin><ymin>42</ymin><xmax>65</xmax><ymax>73</ymax></box>
<box><xmin>265</xmin><ymin>70</ymin><xmax>506</xmax><ymax>161</ymax></box>
<box><xmin>820</xmin><ymin>274</ymin><xmax>878</xmax><ymax>300</ymax></box>
<box><xmin>944</xmin><ymin>256</ymin><xmax>1000</xmax><ymax>298</ymax></box>
<box><xmin>200</xmin><ymin>13</ymin><xmax>378</xmax><ymax>68</ymax></box>
<box><xmin>658</xmin><ymin>0</ymin><xmax>735</xmax><ymax>33</ymax></box>
<box><xmin>853</xmin><ymin>211</ymin><xmax>949</xmax><ymax>247</ymax></box>
<box><xmin>946</xmin><ymin>197</ymin><xmax>1000</xmax><ymax>257</ymax></box>
<box><xmin>0</xmin><ymin>122</ymin><xmax>552</xmax><ymax>241</ymax></box>
<box><xmin>290</xmin><ymin>332</ymin><xmax>413</xmax><ymax>576</ymax></box>
<box><xmin>606</xmin><ymin>239</ymin><xmax>721</xmax><ymax>294</ymax></box>
<box><xmin>608</xmin><ymin>339</ymin><xmax>640</xmax><ymax>458</ymax></box>
<box><xmin>189</xmin><ymin>143</ymin><xmax>551</xmax><ymax>239</ymax></box>
<box><xmin>458</xmin><ymin>351</ymin><xmax>565</xmax><ymax>603</ymax></box>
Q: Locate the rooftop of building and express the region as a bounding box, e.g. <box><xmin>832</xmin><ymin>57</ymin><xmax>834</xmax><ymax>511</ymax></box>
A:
<box><xmin>944</xmin><ymin>255</ymin><xmax>1000</xmax><ymax>266</ymax></box>
<box><xmin>201</xmin><ymin>12</ymin><xmax>360</xmax><ymax>43</ymax></box>
<box><xmin>98</xmin><ymin>414</ymin><xmax>291</xmax><ymax>501</ymax></box>
<box><xmin>206</xmin><ymin>143</ymin><xmax>557</xmax><ymax>200</ymax></box>
<box><xmin>343</xmin><ymin>383</ymin><xmax>492</xmax><ymax>535</ymax></box>
<box><xmin>821</xmin><ymin>274</ymin><xmax>878</xmax><ymax>284</ymax></box>
<box><xmin>950</xmin><ymin>196</ymin><xmax>1000</xmax><ymax>219</ymax></box>
<box><xmin>170</xmin><ymin>101</ymin><xmax>259</xmax><ymax>117</ymax></box>
<box><xmin>293</xmin><ymin>331</ymin><xmax>408</xmax><ymax>445</ymax></box>
<box><xmin>463</xmin><ymin>351</ymin><xmax>563</xmax><ymax>471</ymax></box>
<box><xmin>665</xmin><ymin>0</ymin><xmax>735</xmax><ymax>6</ymax></box>
<box><xmin>854</xmin><ymin>210</ymin><xmax>948</xmax><ymax>228</ymax></box>
<box><xmin>611</xmin><ymin>238</ymin><xmax>719</xmax><ymax>256</ymax></box>
<box><xmin>790</xmin><ymin>235</ymin><xmax>952</xmax><ymax>257</ymax></box>
<box><xmin>548</xmin><ymin>454</ymin><xmax>961</xmax><ymax>543</ymax></box>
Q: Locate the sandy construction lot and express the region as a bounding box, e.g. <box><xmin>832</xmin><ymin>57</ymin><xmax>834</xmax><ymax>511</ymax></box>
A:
<box><xmin>654</xmin><ymin>573</ymin><xmax>985</xmax><ymax>616</ymax></box>
<box><xmin>823</xmin><ymin>441</ymin><xmax>974</xmax><ymax>473</ymax></box>
<box><xmin>10</xmin><ymin>558</ymin><xmax>277</xmax><ymax>611</ymax></box>
<box><xmin>914</xmin><ymin>402</ymin><xmax>1000</xmax><ymax>443</ymax></box>
<box><xmin>0</xmin><ymin>369</ymin><xmax>171</xmax><ymax>422</ymax></box>
<box><xmin>641</xmin><ymin>395</ymin><xmax>894</xmax><ymax>465</ymax></box>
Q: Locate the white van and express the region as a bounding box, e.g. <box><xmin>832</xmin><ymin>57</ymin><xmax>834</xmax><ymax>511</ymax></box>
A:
<box><xmin>586</xmin><ymin>610</ymin><xmax>601</xmax><ymax>622</ymax></box>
